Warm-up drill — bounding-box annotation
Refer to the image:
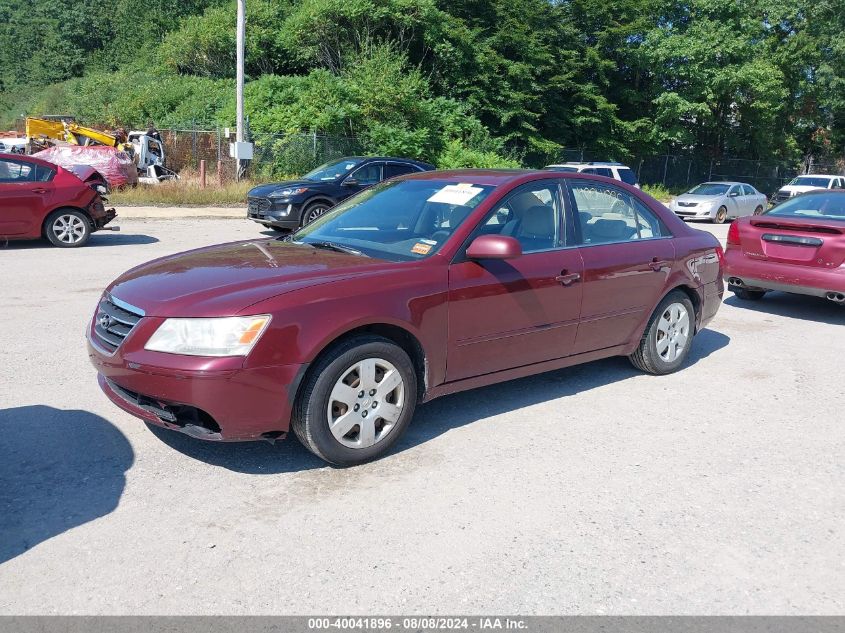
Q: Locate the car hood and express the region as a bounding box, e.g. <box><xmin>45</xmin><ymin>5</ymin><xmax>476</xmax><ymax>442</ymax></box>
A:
<box><xmin>674</xmin><ymin>194</ymin><xmax>721</xmax><ymax>204</ymax></box>
<box><xmin>107</xmin><ymin>240</ymin><xmax>395</xmax><ymax>317</ymax></box>
<box><xmin>779</xmin><ymin>185</ymin><xmax>825</xmax><ymax>194</ymax></box>
<box><xmin>248</xmin><ymin>179</ymin><xmax>325</xmax><ymax>197</ymax></box>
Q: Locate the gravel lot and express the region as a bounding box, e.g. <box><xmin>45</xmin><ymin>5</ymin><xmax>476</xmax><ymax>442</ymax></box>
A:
<box><xmin>0</xmin><ymin>212</ymin><xmax>842</xmax><ymax>615</ymax></box>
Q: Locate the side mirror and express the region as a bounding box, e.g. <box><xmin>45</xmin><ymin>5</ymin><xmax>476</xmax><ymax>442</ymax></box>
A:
<box><xmin>466</xmin><ymin>235</ymin><xmax>522</xmax><ymax>260</ymax></box>
<box><xmin>342</xmin><ymin>178</ymin><xmax>359</xmax><ymax>187</ymax></box>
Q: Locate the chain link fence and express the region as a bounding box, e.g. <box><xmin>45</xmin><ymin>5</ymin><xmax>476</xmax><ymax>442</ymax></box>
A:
<box><xmin>548</xmin><ymin>149</ymin><xmax>845</xmax><ymax>195</ymax></box>
<box><xmin>159</xmin><ymin>127</ymin><xmax>363</xmax><ymax>182</ymax></box>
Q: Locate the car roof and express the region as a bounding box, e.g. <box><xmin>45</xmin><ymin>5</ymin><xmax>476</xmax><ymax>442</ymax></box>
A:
<box><xmin>0</xmin><ymin>152</ymin><xmax>55</xmax><ymax>168</ymax></box>
<box><xmin>401</xmin><ymin>168</ymin><xmax>539</xmax><ymax>186</ymax></box>
<box><xmin>793</xmin><ymin>174</ymin><xmax>840</xmax><ymax>178</ymax></box>
<box><xmin>695</xmin><ymin>181</ymin><xmax>746</xmax><ymax>187</ymax></box>
<box><xmin>351</xmin><ymin>156</ymin><xmax>435</xmax><ymax>168</ymax></box>
<box><xmin>546</xmin><ymin>162</ymin><xmax>631</xmax><ymax>168</ymax></box>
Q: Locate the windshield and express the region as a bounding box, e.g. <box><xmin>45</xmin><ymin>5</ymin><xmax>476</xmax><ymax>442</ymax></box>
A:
<box><xmin>303</xmin><ymin>158</ymin><xmax>363</xmax><ymax>181</ymax></box>
<box><xmin>292</xmin><ymin>179</ymin><xmax>496</xmax><ymax>261</ymax></box>
<box><xmin>765</xmin><ymin>191</ymin><xmax>845</xmax><ymax>222</ymax></box>
<box><xmin>688</xmin><ymin>183</ymin><xmax>730</xmax><ymax>196</ymax></box>
<box><xmin>788</xmin><ymin>176</ymin><xmax>833</xmax><ymax>188</ymax></box>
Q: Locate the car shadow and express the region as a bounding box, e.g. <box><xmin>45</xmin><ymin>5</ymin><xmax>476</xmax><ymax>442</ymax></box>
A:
<box><xmin>147</xmin><ymin>328</ymin><xmax>730</xmax><ymax>473</ymax></box>
<box><xmin>0</xmin><ymin>405</ymin><xmax>134</xmax><ymax>565</ymax></box>
<box><xmin>0</xmin><ymin>234</ymin><xmax>159</xmax><ymax>250</ymax></box>
<box><xmin>724</xmin><ymin>292</ymin><xmax>845</xmax><ymax>325</ymax></box>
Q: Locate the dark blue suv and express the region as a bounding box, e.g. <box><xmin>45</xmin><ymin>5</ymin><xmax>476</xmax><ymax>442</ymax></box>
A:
<box><xmin>247</xmin><ymin>156</ymin><xmax>435</xmax><ymax>232</ymax></box>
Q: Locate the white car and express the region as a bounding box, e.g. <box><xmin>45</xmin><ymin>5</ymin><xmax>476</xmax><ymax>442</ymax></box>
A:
<box><xmin>0</xmin><ymin>137</ymin><xmax>27</xmax><ymax>154</ymax></box>
<box><xmin>771</xmin><ymin>174</ymin><xmax>845</xmax><ymax>205</ymax></box>
<box><xmin>544</xmin><ymin>161</ymin><xmax>640</xmax><ymax>188</ymax></box>
<box><xmin>669</xmin><ymin>181</ymin><xmax>768</xmax><ymax>223</ymax></box>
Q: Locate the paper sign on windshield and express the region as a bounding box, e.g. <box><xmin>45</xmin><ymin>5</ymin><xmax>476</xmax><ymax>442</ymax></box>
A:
<box><xmin>428</xmin><ymin>183</ymin><xmax>483</xmax><ymax>206</ymax></box>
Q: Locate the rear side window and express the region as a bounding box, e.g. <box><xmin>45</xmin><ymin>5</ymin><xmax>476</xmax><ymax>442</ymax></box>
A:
<box><xmin>570</xmin><ymin>180</ymin><xmax>668</xmax><ymax>244</ymax></box>
<box><xmin>383</xmin><ymin>163</ymin><xmax>418</xmax><ymax>179</ymax></box>
<box><xmin>0</xmin><ymin>159</ymin><xmax>35</xmax><ymax>182</ymax></box>
<box><xmin>35</xmin><ymin>165</ymin><xmax>55</xmax><ymax>182</ymax></box>
<box><xmin>594</xmin><ymin>168</ymin><xmax>614</xmax><ymax>178</ymax></box>
<box><xmin>617</xmin><ymin>168</ymin><xmax>638</xmax><ymax>186</ymax></box>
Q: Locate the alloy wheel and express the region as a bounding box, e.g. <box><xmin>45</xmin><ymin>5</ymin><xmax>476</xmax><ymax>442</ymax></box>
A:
<box><xmin>306</xmin><ymin>206</ymin><xmax>328</xmax><ymax>223</ymax></box>
<box><xmin>327</xmin><ymin>357</ymin><xmax>405</xmax><ymax>449</ymax></box>
<box><xmin>655</xmin><ymin>302</ymin><xmax>690</xmax><ymax>363</ymax></box>
<box><xmin>53</xmin><ymin>214</ymin><xmax>88</xmax><ymax>244</ymax></box>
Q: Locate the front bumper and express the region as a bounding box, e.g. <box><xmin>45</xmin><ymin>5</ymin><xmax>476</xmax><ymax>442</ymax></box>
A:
<box><xmin>672</xmin><ymin>205</ymin><xmax>715</xmax><ymax>219</ymax></box>
<box><xmin>247</xmin><ymin>197</ymin><xmax>303</xmax><ymax>229</ymax></box>
<box><xmin>724</xmin><ymin>250</ymin><xmax>845</xmax><ymax>296</ymax></box>
<box><xmin>87</xmin><ymin>324</ymin><xmax>303</xmax><ymax>441</ymax></box>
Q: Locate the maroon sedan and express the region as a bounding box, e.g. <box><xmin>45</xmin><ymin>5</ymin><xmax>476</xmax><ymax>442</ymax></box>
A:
<box><xmin>88</xmin><ymin>170</ymin><xmax>723</xmax><ymax>465</ymax></box>
<box><xmin>725</xmin><ymin>190</ymin><xmax>845</xmax><ymax>304</ymax></box>
<box><xmin>0</xmin><ymin>153</ymin><xmax>116</xmax><ymax>247</ymax></box>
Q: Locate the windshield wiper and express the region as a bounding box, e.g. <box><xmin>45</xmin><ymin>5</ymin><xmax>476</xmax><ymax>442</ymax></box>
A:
<box><xmin>308</xmin><ymin>241</ymin><xmax>368</xmax><ymax>257</ymax></box>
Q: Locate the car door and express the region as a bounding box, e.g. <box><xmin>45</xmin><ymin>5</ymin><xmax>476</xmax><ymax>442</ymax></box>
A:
<box><xmin>339</xmin><ymin>162</ymin><xmax>383</xmax><ymax>201</ymax></box>
<box><xmin>0</xmin><ymin>158</ymin><xmax>49</xmax><ymax>236</ymax></box>
<box><xmin>568</xmin><ymin>179</ymin><xmax>675</xmax><ymax>354</ymax></box>
<box><xmin>446</xmin><ymin>180</ymin><xmax>584</xmax><ymax>381</ymax></box>
<box><xmin>724</xmin><ymin>184</ymin><xmax>743</xmax><ymax>218</ymax></box>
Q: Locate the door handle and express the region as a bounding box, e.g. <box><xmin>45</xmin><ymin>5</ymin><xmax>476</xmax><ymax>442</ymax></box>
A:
<box><xmin>31</xmin><ymin>188</ymin><xmax>47</xmax><ymax>194</ymax></box>
<box><xmin>649</xmin><ymin>258</ymin><xmax>669</xmax><ymax>271</ymax></box>
<box><xmin>555</xmin><ymin>271</ymin><xmax>581</xmax><ymax>286</ymax></box>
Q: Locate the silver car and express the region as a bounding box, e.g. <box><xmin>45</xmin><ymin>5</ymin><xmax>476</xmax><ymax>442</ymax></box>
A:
<box><xmin>669</xmin><ymin>182</ymin><xmax>768</xmax><ymax>224</ymax></box>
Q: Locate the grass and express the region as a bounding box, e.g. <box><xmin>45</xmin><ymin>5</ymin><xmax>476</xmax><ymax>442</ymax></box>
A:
<box><xmin>641</xmin><ymin>183</ymin><xmax>675</xmax><ymax>203</ymax></box>
<box><xmin>109</xmin><ymin>172</ymin><xmax>255</xmax><ymax>206</ymax></box>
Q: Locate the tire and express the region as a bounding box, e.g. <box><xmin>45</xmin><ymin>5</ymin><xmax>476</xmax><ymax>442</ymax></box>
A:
<box><xmin>292</xmin><ymin>335</ymin><xmax>418</xmax><ymax>466</ymax></box>
<box><xmin>732</xmin><ymin>287</ymin><xmax>766</xmax><ymax>301</ymax></box>
<box><xmin>753</xmin><ymin>205</ymin><xmax>764</xmax><ymax>216</ymax></box>
<box><xmin>301</xmin><ymin>201</ymin><xmax>331</xmax><ymax>227</ymax></box>
<box><xmin>629</xmin><ymin>291</ymin><xmax>695</xmax><ymax>375</ymax></box>
<box><xmin>713</xmin><ymin>206</ymin><xmax>728</xmax><ymax>224</ymax></box>
<box><xmin>45</xmin><ymin>209</ymin><xmax>92</xmax><ymax>247</ymax></box>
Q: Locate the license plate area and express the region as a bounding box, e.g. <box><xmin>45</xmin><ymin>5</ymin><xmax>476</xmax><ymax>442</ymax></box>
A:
<box><xmin>761</xmin><ymin>234</ymin><xmax>821</xmax><ymax>262</ymax></box>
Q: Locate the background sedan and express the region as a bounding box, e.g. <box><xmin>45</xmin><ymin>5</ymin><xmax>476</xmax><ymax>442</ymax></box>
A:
<box><xmin>670</xmin><ymin>181</ymin><xmax>768</xmax><ymax>223</ymax></box>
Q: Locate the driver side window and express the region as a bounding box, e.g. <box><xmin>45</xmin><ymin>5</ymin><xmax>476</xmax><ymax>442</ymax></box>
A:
<box><xmin>478</xmin><ymin>182</ymin><xmax>562</xmax><ymax>253</ymax></box>
<box><xmin>0</xmin><ymin>159</ymin><xmax>35</xmax><ymax>183</ymax></box>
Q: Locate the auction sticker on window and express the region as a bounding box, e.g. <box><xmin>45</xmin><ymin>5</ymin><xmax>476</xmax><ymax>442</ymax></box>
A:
<box><xmin>428</xmin><ymin>183</ymin><xmax>483</xmax><ymax>206</ymax></box>
<box><xmin>411</xmin><ymin>242</ymin><xmax>433</xmax><ymax>255</ymax></box>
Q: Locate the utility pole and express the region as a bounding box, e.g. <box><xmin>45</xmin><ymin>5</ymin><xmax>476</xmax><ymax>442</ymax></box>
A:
<box><xmin>231</xmin><ymin>0</ymin><xmax>253</xmax><ymax>180</ymax></box>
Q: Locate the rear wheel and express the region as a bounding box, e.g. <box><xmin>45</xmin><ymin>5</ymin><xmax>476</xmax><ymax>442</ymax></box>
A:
<box><xmin>292</xmin><ymin>336</ymin><xmax>417</xmax><ymax>466</ymax></box>
<box><xmin>629</xmin><ymin>291</ymin><xmax>695</xmax><ymax>375</ymax></box>
<box><xmin>732</xmin><ymin>287</ymin><xmax>766</xmax><ymax>301</ymax></box>
<box><xmin>45</xmin><ymin>209</ymin><xmax>91</xmax><ymax>247</ymax></box>
<box><xmin>713</xmin><ymin>206</ymin><xmax>728</xmax><ymax>224</ymax></box>
<box><xmin>753</xmin><ymin>205</ymin><xmax>764</xmax><ymax>215</ymax></box>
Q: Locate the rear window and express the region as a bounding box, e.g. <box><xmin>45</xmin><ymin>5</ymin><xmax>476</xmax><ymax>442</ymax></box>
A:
<box><xmin>765</xmin><ymin>192</ymin><xmax>845</xmax><ymax>222</ymax></box>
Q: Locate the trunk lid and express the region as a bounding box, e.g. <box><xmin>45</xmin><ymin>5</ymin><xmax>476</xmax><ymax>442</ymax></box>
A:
<box><xmin>740</xmin><ymin>217</ymin><xmax>845</xmax><ymax>268</ymax></box>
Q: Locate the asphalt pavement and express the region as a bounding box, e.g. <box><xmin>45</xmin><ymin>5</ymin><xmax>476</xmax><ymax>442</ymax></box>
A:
<box><xmin>0</xmin><ymin>213</ymin><xmax>842</xmax><ymax>614</ymax></box>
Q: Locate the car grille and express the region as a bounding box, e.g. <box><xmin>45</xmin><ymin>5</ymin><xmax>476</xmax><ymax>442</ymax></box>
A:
<box><xmin>93</xmin><ymin>294</ymin><xmax>144</xmax><ymax>353</ymax></box>
<box><xmin>247</xmin><ymin>197</ymin><xmax>271</xmax><ymax>219</ymax></box>
<box><xmin>677</xmin><ymin>201</ymin><xmax>698</xmax><ymax>207</ymax></box>
<box><xmin>773</xmin><ymin>191</ymin><xmax>791</xmax><ymax>203</ymax></box>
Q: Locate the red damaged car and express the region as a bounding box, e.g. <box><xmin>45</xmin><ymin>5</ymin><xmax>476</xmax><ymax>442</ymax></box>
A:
<box><xmin>0</xmin><ymin>153</ymin><xmax>116</xmax><ymax>247</ymax></box>
<box><xmin>88</xmin><ymin>170</ymin><xmax>723</xmax><ymax>465</ymax></box>
<box><xmin>726</xmin><ymin>190</ymin><xmax>845</xmax><ymax>305</ymax></box>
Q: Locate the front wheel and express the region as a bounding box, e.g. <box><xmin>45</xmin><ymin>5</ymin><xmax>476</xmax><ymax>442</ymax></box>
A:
<box><xmin>753</xmin><ymin>205</ymin><xmax>764</xmax><ymax>216</ymax></box>
<box><xmin>629</xmin><ymin>291</ymin><xmax>695</xmax><ymax>375</ymax></box>
<box><xmin>45</xmin><ymin>209</ymin><xmax>91</xmax><ymax>247</ymax></box>
<box><xmin>292</xmin><ymin>336</ymin><xmax>417</xmax><ymax>466</ymax></box>
<box><xmin>713</xmin><ymin>206</ymin><xmax>728</xmax><ymax>224</ymax></box>
<box><xmin>302</xmin><ymin>201</ymin><xmax>331</xmax><ymax>227</ymax></box>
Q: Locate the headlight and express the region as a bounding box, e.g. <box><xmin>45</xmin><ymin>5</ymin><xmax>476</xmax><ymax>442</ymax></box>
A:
<box><xmin>268</xmin><ymin>187</ymin><xmax>308</xmax><ymax>198</ymax></box>
<box><xmin>145</xmin><ymin>315</ymin><xmax>271</xmax><ymax>356</ymax></box>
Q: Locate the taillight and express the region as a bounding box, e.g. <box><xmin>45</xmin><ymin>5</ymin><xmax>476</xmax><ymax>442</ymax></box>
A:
<box><xmin>726</xmin><ymin>221</ymin><xmax>740</xmax><ymax>246</ymax></box>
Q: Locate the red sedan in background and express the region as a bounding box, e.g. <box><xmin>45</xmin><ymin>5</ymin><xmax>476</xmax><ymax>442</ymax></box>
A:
<box><xmin>725</xmin><ymin>190</ymin><xmax>845</xmax><ymax>305</ymax></box>
<box><xmin>0</xmin><ymin>153</ymin><xmax>116</xmax><ymax>247</ymax></box>
<box><xmin>88</xmin><ymin>170</ymin><xmax>723</xmax><ymax>465</ymax></box>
